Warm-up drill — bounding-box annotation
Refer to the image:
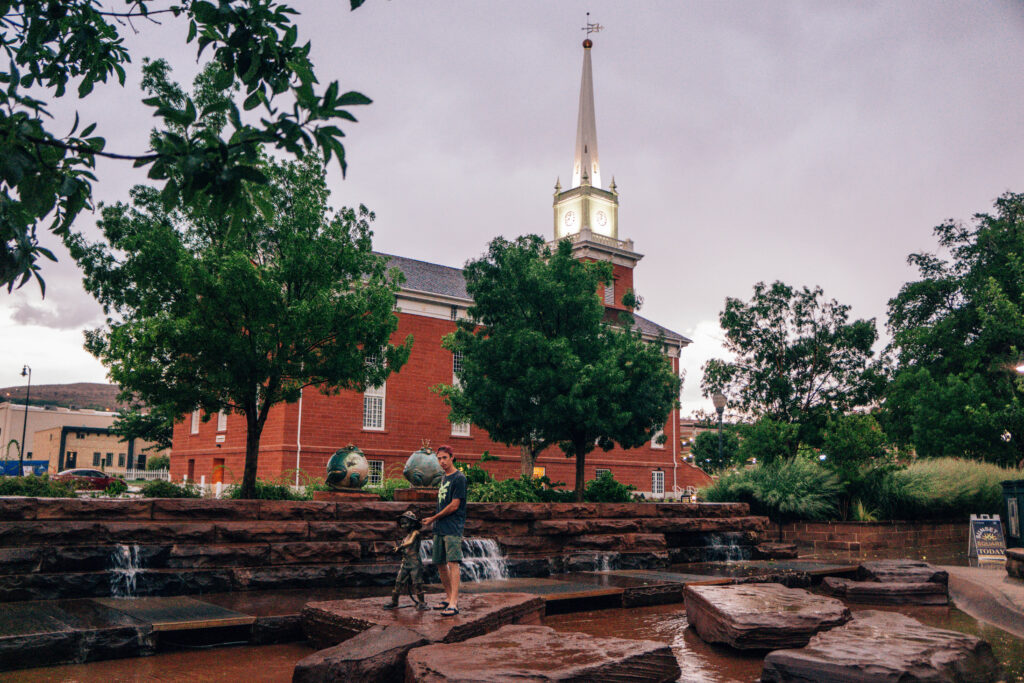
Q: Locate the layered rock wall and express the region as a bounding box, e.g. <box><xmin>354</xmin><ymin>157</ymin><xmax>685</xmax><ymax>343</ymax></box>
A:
<box><xmin>0</xmin><ymin>498</ymin><xmax>766</xmax><ymax>602</ymax></box>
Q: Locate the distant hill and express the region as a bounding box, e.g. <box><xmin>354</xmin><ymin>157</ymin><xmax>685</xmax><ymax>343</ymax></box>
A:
<box><xmin>0</xmin><ymin>383</ymin><xmax>125</xmax><ymax>411</ymax></box>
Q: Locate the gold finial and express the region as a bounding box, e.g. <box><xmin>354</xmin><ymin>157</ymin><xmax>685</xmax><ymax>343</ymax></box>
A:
<box><xmin>420</xmin><ymin>438</ymin><xmax>432</xmax><ymax>452</ymax></box>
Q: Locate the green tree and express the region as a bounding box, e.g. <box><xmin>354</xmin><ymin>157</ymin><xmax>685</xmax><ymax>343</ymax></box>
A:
<box><xmin>883</xmin><ymin>192</ymin><xmax>1024</xmax><ymax>466</ymax></box>
<box><xmin>737</xmin><ymin>417</ymin><xmax>801</xmax><ymax>466</ymax></box>
<box><xmin>702</xmin><ymin>281</ymin><xmax>880</xmax><ymax>447</ymax></box>
<box><xmin>111</xmin><ymin>405</ymin><xmax>176</xmax><ymax>452</ymax></box>
<box><xmin>690</xmin><ymin>427</ymin><xmax>740</xmax><ymax>473</ymax></box>
<box><xmin>822</xmin><ymin>412</ymin><xmax>892</xmax><ymax>519</ymax></box>
<box><xmin>70</xmin><ymin>69</ymin><xmax>410</xmax><ymax>498</ymax></box>
<box><xmin>2</xmin><ymin>0</ymin><xmax>370</xmax><ymax>292</ymax></box>
<box><xmin>435</xmin><ymin>236</ymin><xmax>680</xmax><ymax>501</ymax></box>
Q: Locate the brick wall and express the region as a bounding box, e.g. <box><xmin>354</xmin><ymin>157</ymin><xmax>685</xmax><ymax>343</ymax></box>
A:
<box><xmin>779</xmin><ymin>520</ymin><xmax>968</xmax><ymax>554</ymax></box>
<box><xmin>171</xmin><ymin>310</ymin><xmax>710</xmax><ymax>495</ymax></box>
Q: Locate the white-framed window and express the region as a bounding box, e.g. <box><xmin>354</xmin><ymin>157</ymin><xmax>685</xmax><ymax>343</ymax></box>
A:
<box><xmin>368</xmin><ymin>459</ymin><xmax>384</xmax><ymax>486</ymax></box>
<box><xmin>604</xmin><ymin>279</ymin><xmax>615</xmax><ymax>305</ymax></box>
<box><xmin>451</xmin><ymin>350</ymin><xmax>470</xmax><ymax>436</ymax></box>
<box><xmin>190</xmin><ymin>409</ymin><xmax>200</xmax><ymax>434</ymax></box>
<box><xmin>363</xmin><ymin>382</ymin><xmax>386</xmax><ymax>430</ymax></box>
<box><xmin>651</xmin><ymin>427</ymin><xmax>665</xmax><ymax>449</ymax></box>
<box><xmin>217</xmin><ymin>409</ymin><xmax>228</xmax><ymax>432</ymax></box>
<box><xmin>595</xmin><ymin>468</ymin><xmax>611</xmax><ymax>478</ymax></box>
<box><xmin>652</xmin><ymin>470</ymin><xmax>665</xmax><ymax>496</ymax></box>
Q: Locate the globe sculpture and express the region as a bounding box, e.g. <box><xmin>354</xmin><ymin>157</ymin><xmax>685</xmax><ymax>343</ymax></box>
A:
<box><xmin>325</xmin><ymin>445</ymin><xmax>370</xmax><ymax>490</ymax></box>
<box><xmin>403</xmin><ymin>446</ymin><xmax>444</xmax><ymax>487</ymax></box>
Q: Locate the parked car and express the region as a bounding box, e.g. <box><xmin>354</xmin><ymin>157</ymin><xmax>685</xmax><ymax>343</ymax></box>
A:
<box><xmin>53</xmin><ymin>469</ymin><xmax>123</xmax><ymax>491</ymax></box>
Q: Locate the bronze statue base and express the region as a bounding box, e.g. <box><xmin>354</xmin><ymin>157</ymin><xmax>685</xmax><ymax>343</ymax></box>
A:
<box><xmin>313</xmin><ymin>489</ymin><xmax>380</xmax><ymax>501</ymax></box>
<box><xmin>394</xmin><ymin>487</ymin><xmax>439</xmax><ymax>502</ymax></box>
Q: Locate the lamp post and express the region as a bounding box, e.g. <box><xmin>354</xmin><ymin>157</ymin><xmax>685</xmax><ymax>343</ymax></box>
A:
<box><xmin>19</xmin><ymin>365</ymin><xmax>31</xmax><ymax>475</ymax></box>
<box><xmin>712</xmin><ymin>391</ymin><xmax>727</xmax><ymax>468</ymax></box>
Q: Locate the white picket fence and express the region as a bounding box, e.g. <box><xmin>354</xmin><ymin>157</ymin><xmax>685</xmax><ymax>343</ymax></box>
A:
<box><xmin>124</xmin><ymin>468</ymin><xmax>170</xmax><ymax>481</ymax></box>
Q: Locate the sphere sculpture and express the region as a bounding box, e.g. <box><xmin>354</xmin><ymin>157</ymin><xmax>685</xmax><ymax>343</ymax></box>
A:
<box><xmin>403</xmin><ymin>446</ymin><xmax>444</xmax><ymax>487</ymax></box>
<box><xmin>325</xmin><ymin>445</ymin><xmax>370</xmax><ymax>490</ymax></box>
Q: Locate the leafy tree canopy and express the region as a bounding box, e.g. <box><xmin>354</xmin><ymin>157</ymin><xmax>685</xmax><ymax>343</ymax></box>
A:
<box><xmin>2</xmin><ymin>0</ymin><xmax>369</xmax><ymax>293</ymax></box>
<box><xmin>737</xmin><ymin>417</ymin><xmax>800</xmax><ymax>466</ymax></box>
<box><xmin>702</xmin><ymin>280</ymin><xmax>881</xmax><ymax>446</ymax></box>
<box><xmin>111</xmin><ymin>404</ymin><xmax>177</xmax><ymax>452</ymax></box>
<box><xmin>689</xmin><ymin>427</ymin><xmax>740</xmax><ymax>473</ymax></box>
<box><xmin>435</xmin><ymin>235</ymin><xmax>680</xmax><ymax>500</ymax></box>
<box><xmin>69</xmin><ymin>61</ymin><xmax>410</xmax><ymax>499</ymax></box>
<box><xmin>883</xmin><ymin>191</ymin><xmax>1024</xmax><ymax>466</ymax></box>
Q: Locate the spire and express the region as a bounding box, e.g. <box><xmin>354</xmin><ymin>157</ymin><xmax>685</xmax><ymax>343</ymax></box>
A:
<box><xmin>572</xmin><ymin>37</ymin><xmax>601</xmax><ymax>189</ymax></box>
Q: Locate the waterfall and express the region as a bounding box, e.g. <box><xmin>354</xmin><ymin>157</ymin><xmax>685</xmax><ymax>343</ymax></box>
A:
<box><xmin>109</xmin><ymin>544</ymin><xmax>142</xmax><ymax>598</ymax></box>
<box><xmin>704</xmin><ymin>534</ymin><xmax>749</xmax><ymax>562</ymax></box>
<box><xmin>420</xmin><ymin>537</ymin><xmax>509</xmax><ymax>581</ymax></box>
<box><xmin>596</xmin><ymin>553</ymin><xmax>615</xmax><ymax>571</ymax></box>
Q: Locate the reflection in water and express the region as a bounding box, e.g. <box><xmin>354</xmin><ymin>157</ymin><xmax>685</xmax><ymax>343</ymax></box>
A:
<box><xmin>546</xmin><ymin>602</ymin><xmax>765</xmax><ymax>683</ymax></box>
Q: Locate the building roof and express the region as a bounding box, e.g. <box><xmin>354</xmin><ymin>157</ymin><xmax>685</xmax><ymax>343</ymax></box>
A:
<box><xmin>378</xmin><ymin>252</ymin><xmax>691</xmax><ymax>345</ymax></box>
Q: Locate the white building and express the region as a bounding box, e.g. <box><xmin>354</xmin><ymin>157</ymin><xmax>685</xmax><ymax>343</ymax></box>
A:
<box><xmin>0</xmin><ymin>403</ymin><xmax>118</xmax><ymax>462</ymax></box>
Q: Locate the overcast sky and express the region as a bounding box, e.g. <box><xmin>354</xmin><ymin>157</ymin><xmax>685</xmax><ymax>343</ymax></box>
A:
<box><xmin>3</xmin><ymin>1</ymin><xmax>1024</xmax><ymax>415</ymax></box>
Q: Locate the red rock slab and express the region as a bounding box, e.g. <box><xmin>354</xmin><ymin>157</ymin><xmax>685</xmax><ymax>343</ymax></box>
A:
<box><xmin>404</xmin><ymin>624</ymin><xmax>681</xmax><ymax>683</ymax></box>
<box><xmin>533</xmin><ymin>518</ymin><xmax>642</xmax><ymax>535</ymax></box>
<box><xmin>33</xmin><ymin>498</ymin><xmax>154</xmax><ymax>520</ymax></box>
<box><xmin>293</xmin><ymin>624</ymin><xmax>428</xmax><ymax>683</ymax></box>
<box><xmin>754</xmin><ymin>542</ymin><xmax>799</xmax><ymax>560</ymax></box>
<box><xmin>684</xmin><ymin>583</ymin><xmax>850</xmax><ymax>650</ymax></box>
<box><xmin>822</xmin><ymin>577</ymin><xmax>948</xmax><ymax>605</ymax></box>
<box><xmin>301</xmin><ymin>591</ymin><xmax>545</xmax><ymax>650</ymax></box>
<box><xmin>466</xmin><ymin>503</ymin><xmax>551</xmax><ymax>521</ymax></box>
<box><xmin>858</xmin><ymin>560</ymin><xmax>949</xmax><ymax>586</ymax></box>
<box><xmin>761</xmin><ymin>610</ymin><xmax>1004</xmax><ymax>682</ymax></box>
<box><xmin>151</xmin><ymin>499</ymin><xmax>259</xmax><ymax>520</ymax></box>
<box><xmin>257</xmin><ymin>500</ymin><xmax>336</xmax><ymax>521</ymax></box>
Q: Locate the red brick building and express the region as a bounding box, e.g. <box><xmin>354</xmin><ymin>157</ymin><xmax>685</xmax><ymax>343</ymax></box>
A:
<box><xmin>170</xmin><ymin>38</ymin><xmax>712</xmax><ymax>496</ymax></box>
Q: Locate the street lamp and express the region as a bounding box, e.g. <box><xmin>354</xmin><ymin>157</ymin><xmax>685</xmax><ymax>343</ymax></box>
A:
<box><xmin>712</xmin><ymin>391</ymin><xmax>727</xmax><ymax>467</ymax></box>
<box><xmin>19</xmin><ymin>365</ymin><xmax>31</xmax><ymax>475</ymax></box>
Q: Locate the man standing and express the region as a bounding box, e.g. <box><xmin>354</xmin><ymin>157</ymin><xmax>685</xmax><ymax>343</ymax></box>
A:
<box><xmin>422</xmin><ymin>445</ymin><xmax>466</xmax><ymax>617</ymax></box>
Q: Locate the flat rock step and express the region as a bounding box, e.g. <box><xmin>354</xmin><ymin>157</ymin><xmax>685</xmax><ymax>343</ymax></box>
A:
<box><xmin>684</xmin><ymin>583</ymin><xmax>851</xmax><ymax>650</ymax></box>
<box><xmin>405</xmin><ymin>624</ymin><xmax>681</xmax><ymax>683</ymax></box>
<box><xmin>822</xmin><ymin>576</ymin><xmax>948</xmax><ymax>605</ymax></box>
<box><xmin>301</xmin><ymin>591</ymin><xmax>544</xmax><ymax>650</ymax></box>
<box><xmin>857</xmin><ymin>559</ymin><xmax>949</xmax><ymax>585</ymax></box>
<box><xmin>761</xmin><ymin>610</ymin><xmax>1004</xmax><ymax>682</ymax></box>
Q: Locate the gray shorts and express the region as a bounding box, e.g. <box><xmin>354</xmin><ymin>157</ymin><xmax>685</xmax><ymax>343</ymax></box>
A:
<box><xmin>432</xmin><ymin>534</ymin><xmax>463</xmax><ymax>564</ymax></box>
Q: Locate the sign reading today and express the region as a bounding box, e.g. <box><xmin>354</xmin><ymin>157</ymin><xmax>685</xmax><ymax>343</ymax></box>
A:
<box><xmin>968</xmin><ymin>514</ymin><xmax>1007</xmax><ymax>565</ymax></box>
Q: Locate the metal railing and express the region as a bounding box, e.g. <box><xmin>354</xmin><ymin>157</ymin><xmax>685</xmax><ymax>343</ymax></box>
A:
<box><xmin>124</xmin><ymin>468</ymin><xmax>170</xmax><ymax>481</ymax></box>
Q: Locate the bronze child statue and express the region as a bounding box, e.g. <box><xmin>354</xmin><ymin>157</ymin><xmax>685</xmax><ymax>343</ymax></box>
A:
<box><xmin>384</xmin><ymin>511</ymin><xmax>429</xmax><ymax>610</ymax></box>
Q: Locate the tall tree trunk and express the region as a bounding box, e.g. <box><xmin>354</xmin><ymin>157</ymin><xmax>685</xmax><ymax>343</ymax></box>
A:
<box><xmin>574</xmin><ymin>440</ymin><xmax>587</xmax><ymax>502</ymax></box>
<box><xmin>520</xmin><ymin>445</ymin><xmax>535</xmax><ymax>478</ymax></box>
<box><xmin>241</xmin><ymin>411</ymin><xmax>265</xmax><ymax>499</ymax></box>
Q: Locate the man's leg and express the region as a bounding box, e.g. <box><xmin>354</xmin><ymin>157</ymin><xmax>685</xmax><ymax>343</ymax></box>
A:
<box><xmin>436</xmin><ymin>562</ymin><xmax>451</xmax><ymax>604</ymax></box>
<box><xmin>446</xmin><ymin>560</ymin><xmax>460</xmax><ymax>609</ymax></box>
<box><xmin>432</xmin><ymin>534</ymin><xmax>451</xmax><ymax>607</ymax></box>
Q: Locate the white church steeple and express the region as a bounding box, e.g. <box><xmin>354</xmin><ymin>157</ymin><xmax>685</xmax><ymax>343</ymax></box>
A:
<box><xmin>572</xmin><ymin>37</ymin><xmax>601</xmax><ymax>189</ymax></box>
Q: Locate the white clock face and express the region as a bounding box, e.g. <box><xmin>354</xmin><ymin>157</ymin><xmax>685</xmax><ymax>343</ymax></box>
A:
<box><xmin>564</xmin><ymin>210</ymin><xmax>577</xmax><ymax>228</ymax></box>
<box><xmin>595</xmin><ymin>210</ymin><xmax>608</xmax><ymax>227</ymax></box>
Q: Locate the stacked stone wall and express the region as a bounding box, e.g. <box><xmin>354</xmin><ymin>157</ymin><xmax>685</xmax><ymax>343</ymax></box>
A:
<box><xmin>779</xmin><ymin>520</ymin><xmax>967</xmax><ymax>554</ymax></box>
<box><xmin>0</xmin><ymin>498</ymin><xmax>766</xmax><ymax>602</ymax></box>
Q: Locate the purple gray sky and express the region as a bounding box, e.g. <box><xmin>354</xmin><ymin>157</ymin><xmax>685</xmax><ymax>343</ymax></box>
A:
<box><xmin>3</xmin><ymin>1</ymin><xmax>1024</xmax><ymax>415</ymax></box>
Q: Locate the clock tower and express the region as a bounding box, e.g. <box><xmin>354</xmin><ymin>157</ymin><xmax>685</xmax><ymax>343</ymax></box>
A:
<box><xmin>553</xmin><ymin>34</ymin><xmax>642</xmax><ymax>309</ymax></box>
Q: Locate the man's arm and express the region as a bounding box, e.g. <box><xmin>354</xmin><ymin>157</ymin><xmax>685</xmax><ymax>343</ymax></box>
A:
<box><xmin>423</xmin><ymin>499</ymin><xmax>461</xmax><ymax>528</ymax></box>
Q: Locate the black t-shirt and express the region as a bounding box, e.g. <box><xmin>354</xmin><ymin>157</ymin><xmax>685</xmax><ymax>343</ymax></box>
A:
<box><xmin>435</xmin><ymin>470</ymin><xmax>467</xmax><ymax>537</ymax></box>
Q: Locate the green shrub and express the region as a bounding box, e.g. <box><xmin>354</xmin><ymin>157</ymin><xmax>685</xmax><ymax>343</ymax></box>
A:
<box><xmin>223</xmin><ymin>478</ymin><xmax>308</xmax><ymax>500</ymax></box>
<box><xmin>367</xmin><ymin>477</ymin><xmax>412</xmax><ymax>501</ymax></box>
<box><xmin>145</xmin><ymin>455</ymin><xmax>170</xmax><ymax>471</ymax></box>
<box><xmin>104</xmin><ymin>479</ymin><xmax>129</xmax><ymax>497</ymax></box>
<box><xmin>456</xmin><ymin>460</ymin><xmax>494</xmax><ymax>486</ymax></box>
<box><xmin>861</xmin><ymin>458</ymin><xmax>1018</xmax><ymax>521</ymax></box>
<box><xmin>468</xmin><ymin>475</ymin><xmax>573</xmax><ymax>503</ymax></box>
<box><xmin>140</xmin><ymin>479</ymin><xmax>201</xmax><ymax>498</ymax></box>
<box><xmin>584</xmin><ymin>470</ymin><xmax>635</xmax><ymax>502</ymax></box>
<box><xmin>738</xmin><ymin>418</ymin><xmax>800</xmax><ymax>466</ymax></box>
<box><xmin>700</xmin><ymin>457</ymin><xmax>842</xmax><ymax>523</ymax></box>
<box><xmin>0</xmin><ymin>474</ymin><xmax>76</xmax><ymax>498</ymax></box>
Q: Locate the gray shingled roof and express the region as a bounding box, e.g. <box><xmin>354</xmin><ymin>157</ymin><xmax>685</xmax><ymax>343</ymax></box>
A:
<box><xmin>378</xmin><ymin>252</ymin><xmax>691</xmax><ymax>345</ymax></box>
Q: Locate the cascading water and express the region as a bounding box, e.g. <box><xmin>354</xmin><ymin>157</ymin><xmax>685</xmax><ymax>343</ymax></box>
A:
<box><xmin>420</xmin><ymin>537</ymin><xmax>509</xmax><ymax>581</ymax></box>
<box><xmin>704</xmin><ymin>533</ymin><xmax>749</xmax><ymax>562</ymax></box>
<box><xmin>109</xmin><ymin>544</ymin><xmax>142</xmax><ymax>598</ymax></box>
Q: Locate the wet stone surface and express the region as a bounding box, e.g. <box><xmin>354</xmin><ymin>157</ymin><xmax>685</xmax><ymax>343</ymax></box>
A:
<box><xmin>301</xmin><ymin>591</ymin><xmax>545</xmax><ymax>650</ymax></box>
<box><xmin>761</xmin><ymin>609</ymin><xmax>1005</xmax><ymax>682</ymax></box>
<box><xmin>293</xmin><ymin>624</ymin><xmax>428</xmax><ymax>683</ymax></box>
<box><xmin>857</xmin><ymin>559</ymin><xmax>949</xmax><ymax>585</ymax></box>
<box><xmin>684</xmin><ymin>583</ymin><xmax>851</xmax><ymax>650</ymax></box>
<box><xmin>822</xmin><ymin>576</ymin><xmax>948</xmax><ymax>605</ymax></box>
<box><xmin>404</xmin><ymin>624</ymin><xmax>681</xmax><ymax>682</ymax></box>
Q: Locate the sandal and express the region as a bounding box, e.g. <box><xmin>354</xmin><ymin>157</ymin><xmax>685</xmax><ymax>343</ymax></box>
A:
<box><xmin>432</xmin><ymin>601</ymin><xmax>449</xmax><ymax>610</ymax></box>
<box><xmin>440</xmin><ymin>606</ymin><xmax>459</xmax><ymax>617</ymax></box>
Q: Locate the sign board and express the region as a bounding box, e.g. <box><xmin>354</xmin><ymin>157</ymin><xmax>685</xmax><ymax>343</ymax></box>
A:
<box><xmin>968</xmin><ymin>514</ymin><xmax>1006</xmax><ymax>565</ymax></box>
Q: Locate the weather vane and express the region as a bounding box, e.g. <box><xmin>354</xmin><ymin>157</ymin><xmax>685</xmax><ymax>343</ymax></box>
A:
<box><xmin>582</xmin><ymin>12</ymin><xmax>603</xmax><ymax>36</ymax></box>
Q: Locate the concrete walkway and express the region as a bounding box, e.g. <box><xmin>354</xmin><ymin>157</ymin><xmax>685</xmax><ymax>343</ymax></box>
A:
<box><xmin>943</xmin><ymin>565</ymin><xmax>1024</xmax><ymax>639</ymax></box>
